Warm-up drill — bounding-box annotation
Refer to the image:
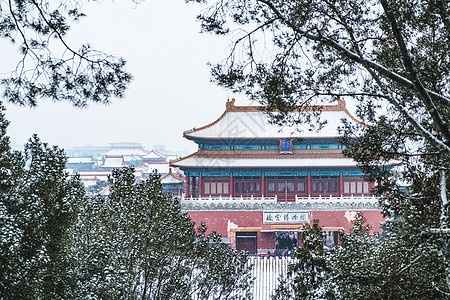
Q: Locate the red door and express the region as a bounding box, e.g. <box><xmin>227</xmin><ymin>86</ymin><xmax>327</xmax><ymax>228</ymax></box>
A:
<box><xmin>236</xmin><ymin>232</ymin><xmax>257</xmax><ymax>255</ymax></box>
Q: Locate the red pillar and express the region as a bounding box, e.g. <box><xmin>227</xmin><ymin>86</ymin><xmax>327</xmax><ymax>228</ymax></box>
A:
<box><xmin>185</xmin><ymin>176</ymin><xmax>190</xmax><ymax>197</ymax></box>
<box><xmin>229</xmin><ymin>176</ymin><xmax>234</xmax><ymax>197</ymax></box>
<box><xmin>198</xmin><ymin>176</ymin><xmax>203</xmax><ymax>197</ymax></box>
<box><xmin>339</xmin><ymin>175</ymin><xmax>344</xmax><ymax>196</ymax></box>
<box><xmin>261</xmin><ymin>176</ymin><xmax>265</xmax><ymax>197</ymax></box>
<box><xmin>307</xmin><ymin>175</ymin><xmax>311</xmax><ymax>196</ymax></box>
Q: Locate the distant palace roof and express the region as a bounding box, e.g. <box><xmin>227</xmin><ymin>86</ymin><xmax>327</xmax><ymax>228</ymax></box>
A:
<box><xmin>142</xmin><ymin>149</ymin><xmax>178</xmax><ymax>162</ymax></box>
<box><xmin>183</xmin><ymin>98</ymin><xmax>362</xmax><ymax>140</ymax></box>
<box><xmin>161</xmin><ymin>168</ymin><xmax>184</xmax><ymax>184</ymax></box>
<box><xmin>101</xmin><ymin>155</ymin><xmax>126</xmax><ymax>169</ymax></box>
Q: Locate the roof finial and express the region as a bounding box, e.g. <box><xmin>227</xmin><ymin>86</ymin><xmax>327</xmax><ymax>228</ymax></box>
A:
<box><xmin>337</xmin><ymin>97</ymin><xmax>345</xmax><ymax>109</ymax></box>
<box><xmin>226</xmin><ymin>98</ymin><xmax>236</xmax><ymax>111</ymax></box>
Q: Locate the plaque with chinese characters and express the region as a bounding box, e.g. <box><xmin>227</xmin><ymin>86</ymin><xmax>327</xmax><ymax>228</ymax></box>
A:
<box><xmin>263</xmin><ymin>211</ymin><xmax>310</xmax><ymax>224</ymax></box>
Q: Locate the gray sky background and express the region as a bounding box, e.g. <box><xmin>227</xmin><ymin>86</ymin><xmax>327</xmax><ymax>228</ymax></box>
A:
<box><xmin>2</xmin><ymin>0</ymin><xmax>253</xmax><ymax>154</ymax></box>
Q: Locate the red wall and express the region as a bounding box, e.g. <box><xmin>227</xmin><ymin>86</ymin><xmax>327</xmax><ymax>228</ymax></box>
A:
<box><xmin>188</xmin><ymin>210</ymin><xmax>263</xmax><ymax>237</ymax></box>
<box><xmin>310</xmin><ymin>210</ymin><xmax>385</xmax><ymax>234</ymax></box>
<box><xmin>187</xmin><ymin>210</ymin><xmax>385</xmax><ymax>240</ymax></box>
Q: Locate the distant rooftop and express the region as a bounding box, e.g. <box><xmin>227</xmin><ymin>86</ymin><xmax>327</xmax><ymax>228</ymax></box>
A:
<box><xmin>109</xmin><ymin>142</ymin><xmax>146</xmax><ymax>149</ymax></box>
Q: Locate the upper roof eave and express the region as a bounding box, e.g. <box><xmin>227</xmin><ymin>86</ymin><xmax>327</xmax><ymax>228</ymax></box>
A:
<box><xmin>183</xmin><ymin>98</ymin><xmax>364</xmax><ymax>140</ymax></box>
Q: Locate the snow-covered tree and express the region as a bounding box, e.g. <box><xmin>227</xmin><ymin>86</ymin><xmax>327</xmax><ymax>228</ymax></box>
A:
<box><xmin>0</xmin><ymin>106</ymin><xmax>252</xmax><ymax>299</ymax></box>
<box><xmin>274</xmin><ymin>211</ymin><xmax>449</xmax><ymax>299</ymax></box>
<box><xmin>73</xmin><ymin>167</ymin><xmax>253</xmax><ymax>299</ymax></box>
<box><xmin>0</xmin><ymin>104</ymin><xmax>85</xmax><ymax>298</ymax></box>
<box><xmin>273</xmin><ymin>220</ymin><xmax>333</xmax><ymax>300</ymax></box>
<box><xmin>327</xmin><ymin>211</ymin><xmax>446</xmax><ymax>299</ymax></box>
<box><xmin>188</xmin><ymin>0</ymin><xmax>450</xmax><ymax>295</ymax></box>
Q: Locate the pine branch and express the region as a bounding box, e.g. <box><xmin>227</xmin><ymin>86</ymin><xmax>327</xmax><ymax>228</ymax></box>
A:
<box><xmin>380</xmin><ymin>0</ymin><xmax>450</xmax><ymax>145</ymax></box>
<box><xmin>256</xmin><ymin>0</ymin><xmax>450</xmax><ymax>108</ymax></box>
<box><xmin>256</xmin><ymin>0</ymin><xmax>450</xmax><ymax>153</ymax></box>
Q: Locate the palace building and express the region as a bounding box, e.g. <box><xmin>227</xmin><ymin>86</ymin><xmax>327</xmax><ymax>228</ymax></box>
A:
<box><xmin>171</xmin><ymin>99</ymin><xmax>386</xmax><ymax>255</ymax></box>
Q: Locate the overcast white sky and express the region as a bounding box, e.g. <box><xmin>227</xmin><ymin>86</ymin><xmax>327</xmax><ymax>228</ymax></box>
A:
<box><xmin>2</xmin><ymin>0</ymin><xmax>253</xmax><ymax>154</ymax></box>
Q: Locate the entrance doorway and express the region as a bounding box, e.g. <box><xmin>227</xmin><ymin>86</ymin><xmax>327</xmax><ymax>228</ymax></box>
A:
<box><xmin>236</xmin><ymin>232</ymin><xmax>257</xmax><ymax>255</ymax></box>
<box><xmin>275</xmin><ymin>231</ymin><xmax>299</xmax><ymax>257</ymax></box>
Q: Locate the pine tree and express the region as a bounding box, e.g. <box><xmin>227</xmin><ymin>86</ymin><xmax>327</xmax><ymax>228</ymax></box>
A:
<box><xmin>73</xmin><ymin>167</ymin><xmax>253</xmax><ymax>299</ymax></box>
<box><xmin>0</xmin><ymin>0</ymin><xmax>132</xmax><ymax>107</ymax></box>
<box><xmin>188</xmin><ymin>0</ymin><xmax>450</xmax><ymax>295</ymax></box>
<box><xmin>273</xmin><ymin>220</ymin><xmax>334</xmax><ymax>300</ymax></box>
<box><xmin>0</xmin><ymin>106</ymin><xmax>85</xmax><ymax>298</ymax></box>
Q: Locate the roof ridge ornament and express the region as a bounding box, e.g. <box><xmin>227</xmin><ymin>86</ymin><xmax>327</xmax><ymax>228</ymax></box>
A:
<box><xmin>337</xmin><ymin>97</ymin><xmax>346</xmax><ymax>110</ymax></box>
<box><xmin>226</xmin><ymin>98</ymin><xmax>236</xmax><ymax>111</ymax></box>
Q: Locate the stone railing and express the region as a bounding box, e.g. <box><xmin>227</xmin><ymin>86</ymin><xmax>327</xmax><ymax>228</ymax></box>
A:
<box><xmin>295</xmin><ymin>194</ymin><xmax>379</xmax><ymax>203</ymax></box>
<box><xmin>180</xmin><ymin>194</ymin><xmax>278</xmax><ymax>204</ymax></box>
<box><xmin>179</xmin><ymin>194</ymin><xmax>381</xmax><ymax>211</ymax></box>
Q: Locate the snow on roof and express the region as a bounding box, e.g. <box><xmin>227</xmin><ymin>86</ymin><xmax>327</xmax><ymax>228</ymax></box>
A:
<box><xmin>121</xmin><ymin>155</ymin><xmax>143</xmax><ymax>162</ymax></box>
<box><xmin>142</xmin><ymin>150</ymin><xmax>178</xmax><ymax>164</ymax></box>
<box><xmin>172</xmin><ymin>155</ymin><xmax>359</xmax><ymax>168</ymax></box>
<box><xmin>161</xmin><ymin>175</ymin><xmax>184</xmax><ymax>184</ymax></box>
<box><xmin>101</xmin><ymin>156</ymin><xmax>125</xmax><ymax>168</ymax></box>
<box><xmin>142</xmin><ymin>149</ymin><xmax>167</xmax><ymax>159</ymax></box>
<box><xmin>167</xmin><ymin>154</ymin><xmax>178</xmax><ymax>161</ymax></box>
<box><xmin>141</xmin><ymin>163</ymin><xmax>170</xmax><ymax>174</ymax></box>
<box><xmin>67</xmin><ymin>157</ymin><xmax>94</xmax><ymax>164</ymax></box>
<box><xmin>184</xmin><ymin>98</ymin><xmax>362</xmax><ymax>140</ymax></box>
<box><xmin>161</xmin><ymin>169</ymin><xmax>184</xmax><ymax>184</ymax></box>
<box><xmin>105</xmin><ymin>145</ymin><xmax>147</xmax><ymax>156</ymax></box>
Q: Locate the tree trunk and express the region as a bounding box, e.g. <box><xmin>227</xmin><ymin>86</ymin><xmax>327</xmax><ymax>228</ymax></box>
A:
<box><xmin>440</xmin><ymin>159</ymin><xmax>450</xmax><ymax>292</ymax></box>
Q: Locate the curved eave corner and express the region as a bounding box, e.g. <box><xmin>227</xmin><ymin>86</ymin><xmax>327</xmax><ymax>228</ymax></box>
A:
<box><xmin>169</xmin><ymin>151</ymin><xmax>201</xmax><ymax>168</ymax></box>
<box><xmin>183</xmin><ymin>98</ymin><xmax>244</xmax><ymax>139</ymax></box>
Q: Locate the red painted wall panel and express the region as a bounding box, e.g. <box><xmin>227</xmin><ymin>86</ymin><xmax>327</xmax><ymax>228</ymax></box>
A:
<box><xmin>187</xmin><ymin>210</ymin><xmax>263</xmax><ymax>237</ymax></box>
<box><xmin>187</xmin><ymin>209</ymin><xmax>385</xmax><ymax>240</ymax></box>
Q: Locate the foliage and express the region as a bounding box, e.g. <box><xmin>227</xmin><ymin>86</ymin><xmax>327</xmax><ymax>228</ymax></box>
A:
<box><xmin>187</xmin><ymin>0</ymin><xmax>450</xmax><ymax>195</ymax></box>
<box><xmin>273</xmin><ymin>220</ymin><xmax>333</xmax><ymax>300</ymax></box>
<box><xmin>187</xmin><ymin>0</ymin><xmax>450</xmax><ymax>196</ymax></box>
<box><xmin>0</xmin><ymin>0</ymin><xmax>132</xmax><ymax>107</ymax></box>
<box><xmin>0</xmin><ymin>106</ymin><xmax>253</xmax><ymax>299</ymax></box>
<box><xmin>330</xmin><ymin>210</ymin><xmax>448</xmax><ymax>299</ymax></box>
<box><xmin>275</xmin><ymin>213</ymin><xmax>449</xmax><ymax>299</ymax></box>
<box><xmin>0</xmin><ymin>103</ymin><xmax>84</xmax><ymax>298</ymax></box>
<box><xmin>188</xmin><ymin>0</ymin><xmax>449</xmax><ymax>154</ymax></box>
<box><xmin>73</xmin><ymin>167</ymin><xmax>253</xmax><ymax>299</ymax></box>
<box><xmin>190</xmin><ymin>0</ymin><xmax>450</xmax><ymax>296</ymax></box>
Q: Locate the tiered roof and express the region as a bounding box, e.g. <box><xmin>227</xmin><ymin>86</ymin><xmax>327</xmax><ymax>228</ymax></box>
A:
<box><xmin>173</xmin><ymin>99</ymin><xmax>362</xmax><ymax>170</ymax></box>
<box><xmin>183</xmin><ymin>98</ymin><xmax>362</xmax><ymax>140</ymax></box>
